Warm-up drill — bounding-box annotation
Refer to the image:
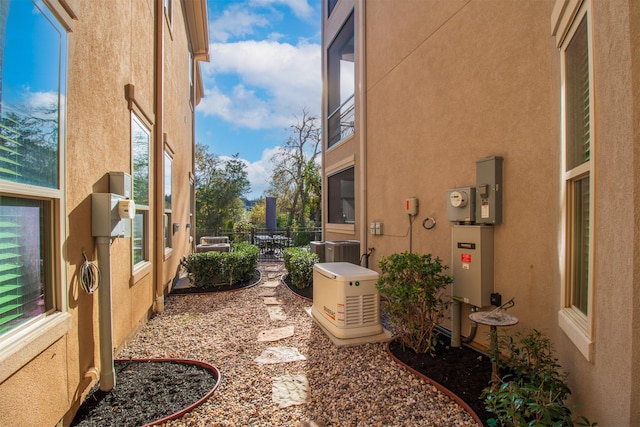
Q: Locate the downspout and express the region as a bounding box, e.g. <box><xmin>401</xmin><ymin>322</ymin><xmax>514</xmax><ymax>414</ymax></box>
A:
<box><xmin>357</xmin><ymin>0</ymin><xmax>368</xmax><ymax>262</ymax></box>
<box><xmin>154</xmin><ymin>0</ymin><xmax>165</xmax><ymax>313</ymax></box>
<box><xmin>96</xmin><ymin>236</ymin><xmax>115</xmax><ymax>390</ymax></box>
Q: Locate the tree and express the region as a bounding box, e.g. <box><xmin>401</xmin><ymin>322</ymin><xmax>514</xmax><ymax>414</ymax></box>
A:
<box><xmin>195</xmin><ymin>145</ymin><xmax>250</xmax><ymax>231</ymax></box>
<box><xmin>268</xmin><ymin>108</ymin><xmax>321</xmax><ymax>228</ymax></box>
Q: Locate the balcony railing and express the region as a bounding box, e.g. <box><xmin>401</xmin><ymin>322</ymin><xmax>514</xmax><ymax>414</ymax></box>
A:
<box><xmin>327</xmin><ymin>94</ymin><xmax>355</xmax><ymax>147</ymax></box>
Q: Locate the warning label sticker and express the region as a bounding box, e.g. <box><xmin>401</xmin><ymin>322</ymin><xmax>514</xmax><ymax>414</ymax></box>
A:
<box><xmin>461</xmin><ymin>253</ymin><xmax>472</xmax><ymax>263</ymax></box>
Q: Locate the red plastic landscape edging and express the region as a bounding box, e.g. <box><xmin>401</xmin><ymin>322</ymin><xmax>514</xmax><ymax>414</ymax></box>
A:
<box><xmin>114</xmin><ymin>358</ymin><xmax>221</xmax><ymax>427</ymax></box>
<box><xmin>384</xmin><ymin>343</ymin><xmax>485</xmax><ymax>426</ymax></box>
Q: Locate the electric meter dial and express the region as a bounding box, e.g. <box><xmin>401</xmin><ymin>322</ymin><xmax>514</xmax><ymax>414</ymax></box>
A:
<box><xmin>449</xmin><ymin>190</ymin><xmax>468</xmax><ymax>208</ymax></box>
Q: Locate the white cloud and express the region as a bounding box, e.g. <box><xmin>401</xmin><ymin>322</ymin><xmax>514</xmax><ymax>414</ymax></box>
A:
<box><xmin>209</xmin><ymin>5</ymin><xmax>270</xmax><ymax>43</ymax></box>
<box><xmin>248</xmin><ymin>0</ymin><xmax>314</xmax><ymax>20</ymax></box>
<box><xmin>199</xmin><ymin>39</ymin><xmax>321</xmax><ymax>130</ymax></box>
<box><xmin>222</xmin><ymin>147</ymin><xmax>281</xmax><ymax>199</ymax></box>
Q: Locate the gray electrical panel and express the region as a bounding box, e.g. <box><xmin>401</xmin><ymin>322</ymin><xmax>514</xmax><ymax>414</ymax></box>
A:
<box><xmin>446</xmin><ymin>187</ymin><xmax>476</xmax><ymax>223</ymax></box>
<box><xmin>451</xmin><ymin>225</ymin><xmax>494</xmax><ymax>307</ymax></box>
<box><xmin>475</xmin><ymin>156</ymin><xmax>503</xmax><ymax>224</ymax></box>
<box><xmin>109</xmin><ymin>171</ymin><xmax>132</xmax><ymax>199</ymax></box>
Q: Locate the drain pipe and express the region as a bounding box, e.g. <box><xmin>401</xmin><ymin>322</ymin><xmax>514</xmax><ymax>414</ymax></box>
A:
<box><xmin>451</xmin><ymin>299</ymin><xmax>478</xmax><ymax>348</ymax></box>
<box><xmin>96</xmin><ymin>236</ymin><xmax>115</xmax><ymax>391</ymax></box>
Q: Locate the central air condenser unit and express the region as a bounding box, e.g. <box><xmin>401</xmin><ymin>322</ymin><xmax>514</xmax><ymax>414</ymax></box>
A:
<box><xmin>311</xmin><ymin>262</ymin><xmax>382</xmax><ymax>339</ymax></box>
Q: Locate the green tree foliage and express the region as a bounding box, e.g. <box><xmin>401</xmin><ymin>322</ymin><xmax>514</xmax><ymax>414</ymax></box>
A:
<box><xmin>195</xmin><ymin>145</ymin><xmax>250</xmax><ymax>230</ymax></box>
<box><xmin>268</xmin><ymin>108</ymin><xmax>321</xmax><ymax>228</ymax></box>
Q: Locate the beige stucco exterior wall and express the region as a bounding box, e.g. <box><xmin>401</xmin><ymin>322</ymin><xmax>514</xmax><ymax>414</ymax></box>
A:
<box><xmin>323</xmin><ymin>0</ymin><xmax>640</xmax><ymax>424</ymax></box>
<box><xmin>0</xmin><ymin>1</ymin><xmax>204</xmax><ymax>425</ymax></box>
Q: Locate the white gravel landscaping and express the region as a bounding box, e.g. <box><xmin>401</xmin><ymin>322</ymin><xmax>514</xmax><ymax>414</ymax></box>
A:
<box><xmin>118</xmin><ymin>263</ymin><xmax>479</xmax><ymax>426</ymax></box>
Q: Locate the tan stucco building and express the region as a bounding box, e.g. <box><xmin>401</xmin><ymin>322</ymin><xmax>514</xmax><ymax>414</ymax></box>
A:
<box><xmin>322</xmin><ymin>0</ymin><xmax>639</xmax><ymax>425</ymax></box>
<box><xmin>0</xmin><ymin>0</ymin><xmax>208</xmax><ymax>425</ymax></box>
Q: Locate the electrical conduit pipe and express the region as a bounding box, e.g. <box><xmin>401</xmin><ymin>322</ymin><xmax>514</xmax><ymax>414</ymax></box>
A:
<box><xmin>97</xmin><ymin>236</ymin><xmax>116</xmax><ymax>391</ymax></box>
<box><xmin>450</xmin><ymin>299</ymin><xmax>478</xmax><ymax>348</ymax></box>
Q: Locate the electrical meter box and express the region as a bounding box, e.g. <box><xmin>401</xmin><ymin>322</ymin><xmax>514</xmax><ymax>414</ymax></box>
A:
<box><xmin>475</xmin><ymin>156</ymin><xmax>503</xmax><ymax>224</ymax></box>
<box><xmin>92</xmin><ymin>193</ymin><xmax>132</xmax><ymax>237</ymax></box>
<box><xmin>447</xmin><ymin>187</ymin><xmax>476</xmax><ymax>223</ymax></box>
<box><xmin>451</xmin><ymin>225</ymin><xmax>494</xmax><ymax>307</ymax></box>
<box><xmin>109</xmin><ymin>171</ymin><xmax>132</xmax><ymax>199</ymax></box>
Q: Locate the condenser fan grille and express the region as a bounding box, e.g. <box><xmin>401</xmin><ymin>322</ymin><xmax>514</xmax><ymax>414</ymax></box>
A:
<box><xmin>345</xmin><ymin>294</ymin><xmax>379</xmax><ymax>326</ymax></box>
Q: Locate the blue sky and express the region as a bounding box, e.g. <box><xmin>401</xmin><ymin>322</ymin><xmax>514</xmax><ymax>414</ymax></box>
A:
<box><xmin>198</xmin><ymin>0</ymin><xmax>322</xmax><ymax>199</ymax></box>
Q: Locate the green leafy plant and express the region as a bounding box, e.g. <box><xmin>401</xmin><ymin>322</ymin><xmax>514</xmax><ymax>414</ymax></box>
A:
<box><xmin>482</xmin><ymin>329</ymin><xmax>597</xmax><ymax>427</ymax></box>
<box><xmin>375</xmin><ymin>252</ymin><xmax>453</xmax><ymax>354</ymax></box>
<box><xmin>283</xmin><ymin>247</ymin><xmax>318</xmax><ymax>289</ymax></box>
<box><xmin>184</xmin><ymin>242</ymin><xmax>258</xmax><ymax>286</ymax></box>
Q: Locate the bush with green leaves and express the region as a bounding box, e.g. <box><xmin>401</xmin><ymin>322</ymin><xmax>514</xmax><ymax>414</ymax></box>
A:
<box><xmin>482</xmin><ymin>329</ymin><xmax>597</xmax><ymax>427</ymax></box>
<box><xmin>375</xmin><ymin>252</ymin><xmax>453</xmax><ymax>354</ymax></box>
<box><xmin>283</xmin><ymin>247</ymin><xmax>318</xmax><ymax>289</ymax></box>
<box><xmin>184</xmin><ymin>242</ymin><xmax>258</xmax><ymax>287</ymax></box>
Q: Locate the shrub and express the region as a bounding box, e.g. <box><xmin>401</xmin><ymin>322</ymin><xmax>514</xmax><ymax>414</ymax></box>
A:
<box><xmin>185</xmin><ymin>242</ymin><xmax>258</xmax><ymax>287</ymax></box>
<box><xmin>482</xmin><ymin>329</ymin><xmax>597</xmax><ymax>427</ymax></box>
<box><xmin>283</xmin><ymin>247</ymin><xmax>318</xmax><ymax>289</ymax></box>
<box><xmin>375</xmin><ymin>252</ymin><xmax>453</xmax><ymax>354</ymax></box>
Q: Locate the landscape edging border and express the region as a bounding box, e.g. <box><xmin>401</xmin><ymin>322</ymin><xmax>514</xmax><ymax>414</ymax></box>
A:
<box><xmin>384</xmin><ymin>343</ymin><xmax>485</xmax><ymax>427</ymax></box>
<box><xmin>113</xmin><ymin>358</ymin><xmax>222</xmax><ymax>426</ymax></box>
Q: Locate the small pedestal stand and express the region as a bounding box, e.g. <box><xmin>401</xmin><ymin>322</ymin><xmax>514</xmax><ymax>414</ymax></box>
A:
<box><xmin>469</xmin><ymin>311</ymin><xmax>519</xmax><ymax>381</ymax></box>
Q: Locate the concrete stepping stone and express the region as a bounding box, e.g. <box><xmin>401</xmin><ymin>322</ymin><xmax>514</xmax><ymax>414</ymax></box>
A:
<box><xmin>259</xmin><ymin>280</ymin><xmax>280</xmax><ymax>288</ymax></box>
<box><xmin>272</xmin><ymin>374</ymin><xmax>309</xmax><ymax>408</ymax></box>
<box><xmin>263</xmin><ymin>297</ymin><xmax>283</xmax><ymax>305</ymax></box>
<box><xmin>257</xmin><ymin>325</ymin><xmax>294</xmax><ymax>342</ymax></box>
<box><xmin>267</xmin><ymin>305</ymin><xmax>287</xmax><ymax>320</ymax></box>
<box><xmin>257</xmin><ymin>288</ymin><xmax>277</xmax><ymax>297</ymax></box>
<box><xmin>254</xmin><ymin>347</ymin><xmax>306</xmax><ymax>365</ymax></box>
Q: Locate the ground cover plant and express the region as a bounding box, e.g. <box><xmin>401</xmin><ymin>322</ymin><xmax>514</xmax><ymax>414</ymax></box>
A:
<box><xmin>282</xmin><ymin>246</ymin><xmax>318</xmax><ymax>290</ymax></box>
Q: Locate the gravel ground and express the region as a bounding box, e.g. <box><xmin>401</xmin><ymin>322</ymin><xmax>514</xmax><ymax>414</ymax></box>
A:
<box><xmin>119</xmin><ymin>263</ymin><xmax>479</xmax><ymax>427</ymax></box>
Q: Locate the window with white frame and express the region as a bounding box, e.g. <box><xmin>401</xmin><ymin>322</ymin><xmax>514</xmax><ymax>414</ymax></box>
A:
<box><xmin>558</xmin><ymin>1</ymin><xmax>594</xmax><ymax>360</ymax></box>
<box><xmin>327</xmin><ymin>166</ymin><xmax>355</xmax><ymax>224</ymax></box>
<box><xmin>327</xmin><ymin>12</ymin><xmax>355</xmax><ymax>148</ymax></box>
<box><xmin>0</xmin><ymin>0</ymin><xmax>66</xmax><ymax>338</ymax></box>
<box><xmin>163</xmin><ymin>150</ymin><xmax>173</xmax><ymax>251</ymax></box>
<box><xmin>132</xmin><ymin>114</ymin><xmax>150</xmax><ymax>266</ymax></box>
<box><xmin>164</xmin><ymin>0</ymin><xmax>172</xmax><ymax>25</ymax></box>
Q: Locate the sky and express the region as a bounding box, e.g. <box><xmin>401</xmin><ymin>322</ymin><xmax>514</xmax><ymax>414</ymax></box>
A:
<box><xmin>197</xmin><ymin>0</ymin><xmax>322</xmax><ymax>199</ymax></box>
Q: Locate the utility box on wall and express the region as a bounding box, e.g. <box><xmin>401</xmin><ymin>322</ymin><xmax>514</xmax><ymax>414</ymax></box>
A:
<box><xmin>451</xmin><ymin>225</ymin><xmax>494</xmax><ymax>307</ymax></box>
<box><xmin>475</xmin><ymin>156</ymin><xmax>503</xmax><ymax>224</ymax></box>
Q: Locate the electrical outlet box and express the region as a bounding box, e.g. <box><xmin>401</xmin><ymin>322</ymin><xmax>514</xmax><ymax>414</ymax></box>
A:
<box><xmin>369</xmin><ymin>222</ymin><xmax>383</xmax><ymax>235</ymax></box>
<box><xmin>109</xmin><ymin>171</ymin><xmax>132</xmax><ymax>199</ymax></box>
<box><xmin>404</xmin><ymin>197</ymin><xmax>418</xmax><ymax>215</ymax></box>
<box><xmin>490</xmin><ymin>292</ymin><xmax>502</xmax><ymax>307</ymax></box>
<box><xmin>475</xmin><ymin>156</ymin><xmax>503</xmax><ymax>224</ymax></box>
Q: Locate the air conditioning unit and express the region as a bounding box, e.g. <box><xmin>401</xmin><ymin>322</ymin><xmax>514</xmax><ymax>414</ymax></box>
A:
<box><xmin>310</xmin><ymin>241</ymin><xmax>325</xmax><ymax>263</ymax></box>
<box><xmin>325</xmin><ymin>240</ymin><xmax>360</xmax><ymax>264</ymax></box>
<box><xmin>311</xmin><ymin>262</ymin><xmax>382</xmax><ymax>339</ymax></box>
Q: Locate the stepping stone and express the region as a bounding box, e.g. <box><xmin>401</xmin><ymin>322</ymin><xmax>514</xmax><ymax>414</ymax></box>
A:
<box><xmin>257</xmin><ymin>325</ymin><xmax>294</xmax><ymax>342</ymax></box>
<box><xmin>272</xmin><ymin>374</ymin><xmax>309</xmax><ymax>408</ymax></box>
<box><xmin>254</xmin><ymin>347</ymin><xmax>306</xmax><ymax>365</ymax></box>
<box><xmin>267</xmin><ymin>305</ymin><xmax>287</xmax><ymax>320</ymax></box>
<box><xmin>260</xmin><ymin>280</ymin><xmax>280</xmax><ymax>288</ymax></box>
<box><xmin>257</xmin><ymin>288</ymin><xmax>277</xmax><ymax>297</ymax></box>
<box><xmin>263</xmin><ymin>297</ymin><xmax>283</xmax><ymax>305</ymax></box>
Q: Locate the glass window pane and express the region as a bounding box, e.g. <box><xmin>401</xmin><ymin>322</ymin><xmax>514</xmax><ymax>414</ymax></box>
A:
<box><xmin>327</xmin><ymin>13</ymin><xmax>355</xmax><ymax>147</ymax></box>
<box><xmin>0</xmin><ymin>196</ymin><xmax>50</xmax><ymax>336</ymax></box>
<box><xmin>327</xmin><ymin>167</ymin><xmax>355</xmax><ymax>224</ymax></box>
<box><xmin>565</xmin><ymin>16</ymin><xmax>590</xmax><ymax>171</ymax></box>
<box><xmin>571</xmin><ymin>176</ymin><xmax>590</xmax><ymax>315</ymax></box>
<box><xmin>132</xmin><ymin>116</ymin><xmax>150</xmax><ymax>206</ymax></box>
<box><xmin>164</xmin><ymin>152</ymin><xmax>172</xmax><ymax>211</ymax></box>
<box><xmin>133</xmin><ymin>212</ymin><xmax>146</xmax><ymax>265</ymax></box>
<box><xmin>0</xmin><ymin>0</ymin><xmax>65</xmax><ymax>188</ymax></box>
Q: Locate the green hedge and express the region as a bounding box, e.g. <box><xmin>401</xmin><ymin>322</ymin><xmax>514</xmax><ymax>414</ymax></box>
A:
<box><xmin>185</xmin><ymin>242</ymin><xmax>259</xmax><ymax>287</ymax></box>
<box><xmin>283</xmin><ymin>247</ymin><xmax>318</xmax><ymax>289</ymax></box>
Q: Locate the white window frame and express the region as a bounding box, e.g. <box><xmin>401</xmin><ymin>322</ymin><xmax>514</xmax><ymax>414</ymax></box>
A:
<box><xmin>163</xmin><ymin>148</ymin><xmax>173</xmax><ymax>254</ymax></box>
<box><xmin>132</xmin><ymin>113</ymin><xmax>152</xmax><ymax>272</ymax></box>
<box><xmin>0</xmin><ymin>0</ymin><xmax>72</xmax><ymax>384</ymax></box>
<box><xmin>554</xmin><ymin>0</ymin><xmax>595</xmax><ymax>361</ymax></box>
<box><xmin>325</xmin><ymin>156</ymin><xmax>356</xmax><ymax>234</ymax></box>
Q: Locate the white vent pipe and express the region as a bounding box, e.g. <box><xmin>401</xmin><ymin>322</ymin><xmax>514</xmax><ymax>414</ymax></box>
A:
<box><xmin>96</xmin><ymin>236</ymin><xmax>115</xmax><ymax>391</ymax></box>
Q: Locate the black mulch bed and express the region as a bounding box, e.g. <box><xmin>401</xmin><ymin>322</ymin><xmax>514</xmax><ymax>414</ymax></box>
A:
<box><xmin>170</xmin><ymin>270</ymin><xmax>261</xmax><ymax>295</ymax></box>
<box><xmin>71</xmin><ymin>360</ymin><xmax>219</xmax><ymax>427</ymax></box>
<box><xmin>282</xmin><ymin>274</ymin><xmax>313</xmax><ymax>299</ymax></box>
<box><xmin>388</xmin><ymin>338</ymin><xmax>494</xmax><ymax>425</ymax></box>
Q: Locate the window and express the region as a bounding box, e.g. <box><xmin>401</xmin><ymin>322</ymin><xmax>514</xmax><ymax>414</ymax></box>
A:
<box><xmin>327</xmin><ymin>13</ymin><xmax>355</xmax><ymax>148</ymax></box>
<box><xmin>557</xmin><ymin>2</ymin><xmax>594</xmax><ymax>360</ymax></box>
<box><xmin>328</xmin><ymin>0</ymin><xmax>339</xmax><ymax>17</ymax></box>
<box><xmin>327</xmin><ymin>167</ymin><xmax>354</xmax><ymax>224</ymax></box>
<box><xmin>189</xmin><ymin>52</ymin><xmax>194</xmax><ymax>107</ymax></box>
<box><xmin>163</xmin><ymin>151</ymin><xmax>172</xmax><ymax>251</ymax></box>
<box><xmin>164</xmin><ymin>0</ymin><xmax>172</xmax><ymax>24</ymax></box>
<box><xmin>0</xmin><ymin>0</ymin><xmax>66</xmax><ymax>339</ymax></box>
<box><xmin>132</xmin><ymin>114</ymin><xmax>150</xmax><ymax>266</ymax></box>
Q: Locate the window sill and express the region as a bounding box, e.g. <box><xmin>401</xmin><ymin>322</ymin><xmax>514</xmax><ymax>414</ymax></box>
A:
<box><xmin>0</xmin><ymin>312</ymin><xmax>72</xmax><ymax>383</ymax></box>
<box><xmin>326</xmin><ymin>223</ymin><xmax>356</xmax><ymax>234</ymax></box>
<box><xmin>558</xmin><ymin>308</ymin><xmax>594</xmax><ymax>362</ymax></box>
<box><xmin>133</xmin><ymin>261</ymin><xmax>152</xmax><ymax>284</ymax></box>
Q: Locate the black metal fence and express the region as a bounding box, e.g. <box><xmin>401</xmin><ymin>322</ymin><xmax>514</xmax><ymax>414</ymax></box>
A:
<box><xmin>195</xmin><ymin>227</ymin><xmax>322</xmax><ymax>262</ymax></box>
